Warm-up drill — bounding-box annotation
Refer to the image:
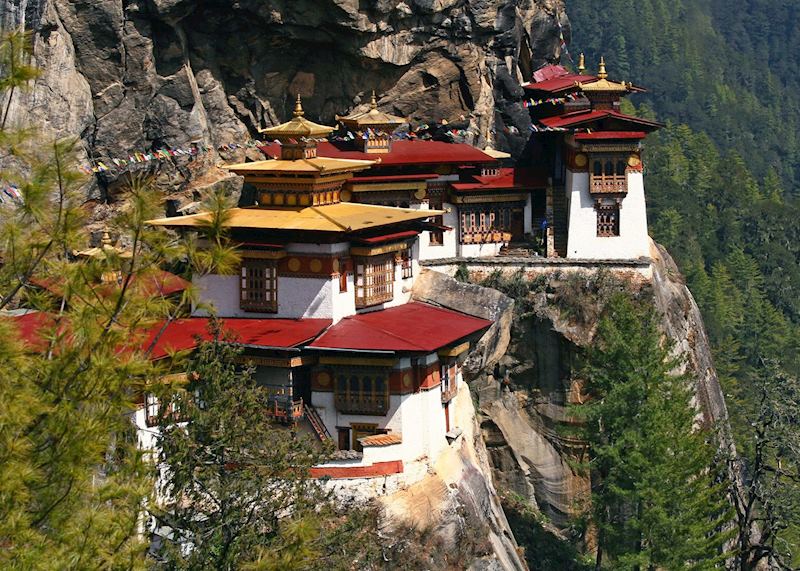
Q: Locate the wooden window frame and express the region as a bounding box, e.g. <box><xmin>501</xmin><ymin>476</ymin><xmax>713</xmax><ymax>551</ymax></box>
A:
<box><xmin>240</xmin><ymin>259</ymin><xmax>278</xmax><ymax>313</ymax></box>
<box><xmin>590</xmin><ymin>154</ymin><xmax>628</xmax><ymax>195</ymax></box>
<box><xmin>334</xmin><ymin>369</ymin><xmax>390</xmax><ymax>415</ymax></box>
<box><xmin>354</xmin><ymin>254</ymin><xmax>395</xmax><ymax>308</ymax></box>
<box><xmin>399</xmin><ymin>247</ymin><xmax>413</xmax><ymax>279</ymax></box>
<box><xmin>596</xmin><ymin>201</ymin><xmax>621</xmax><ymax>237</ymax></box>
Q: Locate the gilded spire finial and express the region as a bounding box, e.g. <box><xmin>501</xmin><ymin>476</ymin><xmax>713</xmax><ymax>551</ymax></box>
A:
<box><xmin>101</xmin><ymin>230</ymin><xmax>112</xmax><ymax>247</ymax></box>
<box><xmin>293</xmin><ymin>93</ymin><xmax>305</xmax><ymax>118</ymax></box>
<box><xmin>370</xmin><ymin>90</ymin><xmax>378</xmax><ymax>110</ymax></box>
<box><xmin>597</xmin><ymin>56</ymin><xmax>608</xmax><ymax>80</ymax></box>
<box><xmin>578</xmin><ymin>52</ymin><xmax>586</xmax><ymax>74</ymax></box>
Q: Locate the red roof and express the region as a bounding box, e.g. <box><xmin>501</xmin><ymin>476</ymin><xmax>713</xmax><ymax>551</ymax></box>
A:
<box><xmin>260</xmin><ymin>140</ymin><xmax>497</xmax><ymax>167</ymax></box>
<box><xmin>308</xmin><ymin>302</ymin><xmax>491</xmax><ymax>352</ymax></box>
<box><xmin>145</xmin><ymin>317</ymin><xmax>332</xmax><ymax>360</ymax></box>
<box><xmin>532</xmin><ymin>65</ymin><xmax>572</xmax><ymax>83</ymax></box>
<box><xmin>30</xmin><ymin>270</ymin><xmax>190</xmax><ymax>298</ymax></box>
<box><xmin>539</xmin><ymin>109</ymin><xmax>662</xmax><ymax>130</ymax></box>
<box><xmin>8</xmin><ymin>311</ymin><xmax>57</xmax><ymax>351</ymax></box>
<box><xmin>574</xmin><ymin>131</ymin><xmax>648</xmax><ymax>141</ymax></box>
<box><xmin>351</xmin><ymin>173</ymin><xmax>436</xmax><ymax>183</ymax></box>
<box><xmin>136</xmin><ymin>270</ymin><xmax>191</xmax><ymax>297</ymax></box>
<box><xmin>523</xmin><ymin>66</ymin><xmax>599</xmax><ymax>94</ymax></box>
<box><xmin>451</xmin><ymin>167</ymin><xmax>548</xmax><ymax>192</ymax></box>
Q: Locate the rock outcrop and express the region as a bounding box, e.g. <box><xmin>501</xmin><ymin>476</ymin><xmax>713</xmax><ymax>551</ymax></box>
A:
<box><xmin>414</xmin><ymin>248</ymin><xmax>736</xmax><ymax>566</ymax></box>
<box><xmin>1</xmin><ymin>0</ymin><xmax>568</xmax><ymax>202</ymax></box>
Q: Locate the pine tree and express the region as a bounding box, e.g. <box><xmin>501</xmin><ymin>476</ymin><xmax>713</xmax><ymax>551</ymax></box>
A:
<box><xmin>577</xmin><ymin>294</ymin><xmax>732</xmax><ymax>569</ymax></box>
<box><xmin>150</xmin><ymin>324</ymin><xmax>373</xmax><ymax>570</ymax></box>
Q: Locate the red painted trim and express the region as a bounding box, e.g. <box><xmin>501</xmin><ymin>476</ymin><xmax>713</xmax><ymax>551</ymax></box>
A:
<box><xmin>355</xmin><ymin>230</ymin><xmax>419</xmax><ymax>244</ymax></box>
<box><xmin>310</xmin><ymin>460</ymin><xmax>404</xmax><ymax>479</ymax></box>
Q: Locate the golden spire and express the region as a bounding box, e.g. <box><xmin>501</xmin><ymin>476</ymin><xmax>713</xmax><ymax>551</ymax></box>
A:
<box><xmin>597</xmin><ymin>56</ymin><xmax>608</xmax><ymax>80</ymax></box>
<box><xmin>370</xmin><ymin>90</ymin><xmax>378</xmax><ymax>111</ymax></box>
<box><xmin>101</xmin><ymin>230</ymin><xmax>112</xmax><ymax>247</ymax></box>
<box><xmin>293</xmin><ymin>93</ymin><xmax>305</xmax><ymax>117</ymax></box>
<box><xmin>578</xmin><ymin>52</ymin><xmax>586</xmax><ymax>75</ymax></box>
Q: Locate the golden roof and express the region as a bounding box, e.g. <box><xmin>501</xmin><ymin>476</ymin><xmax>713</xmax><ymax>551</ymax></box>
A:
<box><xmin>337</xmin><ymin>91</ymin><xmax>406</xmax><ymax>130</ymax></box>
<box><xmin>260</xmin><ymin>94</ymin><xmax>335</xmax><ymax>139</ymax></box>
<box><xmin>224</xmin><ymin>157</ymin><xmax>376</xmax><ymax>176</ymax></box>
<box><xmin>578</xmin><ymin>57</ymin><xmax>631</xmax><ymax>93</ymax></box>
<box><xmin>75</xmin><ymin>231</ymin><xmax>132</xmax><ymax>260</ymax></box>
<box><xmin>147</xmin><ymin>203</ymin><xmax>444</xmax><ymax>233</ymax></box>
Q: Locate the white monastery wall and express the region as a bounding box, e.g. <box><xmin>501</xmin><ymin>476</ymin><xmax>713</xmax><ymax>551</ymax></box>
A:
<box><xmin>418</xmin><ymin>204</ymin><xmax>458</xmax><ymax>261</ymax></box>
<box><xmin>311</xmin><ymin>391</ymin><xmax>406</xmax><ymax>441</ymax></box>
<box><xmin>566</xmin><ymin>170</ymin><xmax>651</xmax><ymax>260</ymax></box>
<box><xmin>459</xmin><ymin>241</ymin><xmax>504</xmax><ymax>258</ymax></box>
<box><xmin>193</xmin><ymin>274</ymin><xmax>340</xmax><ymax>319</ymax></box>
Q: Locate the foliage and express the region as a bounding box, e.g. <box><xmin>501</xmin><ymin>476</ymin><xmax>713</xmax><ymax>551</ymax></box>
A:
<box><xmin>568</xmin><ymin>1</ymin><xmax>800</xmax><ymax>562</ymax></box>
<box><xmin>729</xmin><ymin>361</ymin><xmax>800</xmax><ymax>570</ymax></box>
<box><xmin>575</xmin><ymin>294</ymin><xmax>733</xmax><ymax>569</ymax></box>
<box><xmin>500</xmin><ymin>491</ymin><xmax>592</xmax><ymax>571</ymax></box>
<box><xmin>0</xmin><ymin>27</ymin><xmax>240</xmax><ymax>567</ymax></box>
<box><xmin>150</xmin><ymin>325</ymin><xmax>339</xmax><ymax>570</ymax></box>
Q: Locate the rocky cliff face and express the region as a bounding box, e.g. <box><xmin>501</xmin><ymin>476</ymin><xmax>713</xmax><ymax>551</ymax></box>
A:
<box><xmin>1</xmin><ymin>0</ymin><xmax>568</xmax><ymax>200</ymax></box>
<box><xmin>413</xmin><ymin>242</ymin><xmax>736</xmax><ymax>568</ymax></box>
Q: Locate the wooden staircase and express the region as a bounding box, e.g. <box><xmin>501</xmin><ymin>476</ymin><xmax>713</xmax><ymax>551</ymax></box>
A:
<box><xmin>305</xmin><ymin>403</ymin><xmax>332</xmax><ymax>442</ymax></box>
<box><xmin>551</xmin><ymin>186</ymin><xmax>568</xmax><ymax>257</ymax></box>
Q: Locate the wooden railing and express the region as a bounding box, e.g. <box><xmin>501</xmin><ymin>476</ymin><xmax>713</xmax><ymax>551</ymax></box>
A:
<box><xmin>460</xmin><ymin>230</ymin><xmax>513</xmax><ymax>244</ymax></box>
<box><xmin>335</xmin><ymin>393</ymin><xmax>389</xmax><ymax>415</ymax></box>
<box><xmin>266</xmin><ymin>396</ymin><xmax>304</xmax><ymax>423</ymax></box>
<box><xmin>589</xmin><ymin>175</ymin><xmax>627</xmax><ymax>195</ymax></box>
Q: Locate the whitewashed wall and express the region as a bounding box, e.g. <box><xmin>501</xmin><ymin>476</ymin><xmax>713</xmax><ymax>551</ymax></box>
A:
<box><xmin>566</xmin><ymin>170</ymin><xmax>650</xmax><ymax>260</ymax></box>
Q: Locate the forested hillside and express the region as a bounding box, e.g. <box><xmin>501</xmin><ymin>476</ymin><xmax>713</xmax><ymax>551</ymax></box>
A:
<box><xmin>567</xmin><ymin>0</ymin><xmax>800</xmax><ymax>558</ymax></box>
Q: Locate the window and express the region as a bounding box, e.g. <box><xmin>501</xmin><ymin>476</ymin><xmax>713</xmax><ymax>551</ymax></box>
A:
<box><xmin>240</xmin><ymin>259</ymin><xmax>277</xmax><ymax>312</ymax></box>
<box><xmin>338</xmin><ymin>258</ymin><xmax>348</xmax><ymax>293</ymax></box>
<box><xmin>399</xmin><ymin>248</ymin><xmax>413</xmax><ymax>279</ymax></box>
<box><xmin>145</xmin><ymin>393</ymin><xmax>159</xmax><ymax>427</ymax></box>
<box><xmin>596</xmin><ymin>202</ymin><xmax>621</xmax><ymax>237</ymax></box>
<box><xmin>334</xmin><ymin>369</ymin><xmax>390</xmax><ymax>415</ymax></box>
<box><xmin>589</xmin><ymin>154</ymin><xmax>628</xmax><ymax>195</ymax></box>
<box><xmin>354</xmin><ymin>254</ymin><xmax>394</xmax><ymax>308</ymax></box>
<box><xmin>459</xmin><ymin>206</ymin><xmax>518</xmax><ymax>244</ymax></box>
<box><xmin>428</xmin><ymin>187</ymin><xmax>445</xmax><ymax>246</ymax></box>
<box><xmin>440</xmin><ymin>359</ymin><xmax>458</xmax><ymax>403</ymax></box>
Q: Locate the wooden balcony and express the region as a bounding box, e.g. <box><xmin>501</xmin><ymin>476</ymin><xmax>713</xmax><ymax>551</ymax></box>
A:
<box><xmin>461</xmin><ymin>230</ymin><xmax>513</xmax><ymax>244</ymax></box>
<box><xmin>589</xmin><ymin>175</ymin><xmax>627</xmax><ymax>195</ymax></box>
<box><xmin>266</xmin><ymin>396</ymin><xmax>304</xmax><ymax>423</ymax></box>
<box><xmin>335</xmin><ymin>393</ymin><xmax>389</xmax><ymax>415</ymax></box>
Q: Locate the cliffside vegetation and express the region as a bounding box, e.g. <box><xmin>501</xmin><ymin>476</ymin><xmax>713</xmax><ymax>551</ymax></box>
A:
<box><xmin>569</xmin><ymin>0</ymin><xmax>800</xmax><ymax>564</ymax></box>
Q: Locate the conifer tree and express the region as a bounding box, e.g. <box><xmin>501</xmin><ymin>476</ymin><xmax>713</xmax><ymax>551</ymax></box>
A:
<box><xmin>577</xmin><ymin>294</ymin><xmax>732</xmax><ymax>569</ymax></box>
<box><xmin>149</xmin><ymin>324</ymin><xmax>377</xmax><ymax>570</ymax></box>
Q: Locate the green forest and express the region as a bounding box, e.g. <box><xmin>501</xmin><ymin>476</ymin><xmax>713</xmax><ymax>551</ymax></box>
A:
<box><xmin>568</xmin><ymin>0</ymin><xmax>800</xmax><ymax>561</ymax></box>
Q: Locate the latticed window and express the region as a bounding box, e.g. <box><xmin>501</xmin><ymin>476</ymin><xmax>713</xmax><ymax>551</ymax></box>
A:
<box><xmin>399</xmin><ymin>248</ymin><xmax>413</xmax><ymax>279</ymax></box>
<box><xmin>596</xmin><ymin>203</ymin><xmax>621</xmax><ymax>237</ymax></box>
<box><xmin>354</xmin><ymin>254</ymin><xmax>395</xmax><ymax>308</ymax></box>
<box><xmin>334</xmin><ymin>369</ymin><xmax>390</xmax><ymax>415</ymax></box>
<box><xmin>590</xmin><ymin>155</ymin><xmax>628</xmax><ymax>194</ymax></box>
<box><xmin>428</xmin><ymin>192</ymin><xmax>445</xmax><ymax>246</ymax></box>
<box><xmin>240</xmin><ymin>259</ymin><xmax>277</xmax><ymax>312</ymax></box>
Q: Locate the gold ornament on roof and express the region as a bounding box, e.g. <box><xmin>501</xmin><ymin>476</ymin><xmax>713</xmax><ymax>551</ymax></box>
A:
<box><xmin>597</xmin><ymin>56</ymin><xmax>608</xmax><ymax>79</ymax></box>
<box><xmin>259</xmin><ymin>94</ymin><xmax>334</xmax><ymax>140</ymax></box>
<box><xmin>577</xmin><ymin>57</ymin><xmax>632</xmax><ymax>94</ymax></box>
<box><xmin>578</xmin><ymin>52</ymin><xmax>586</xmax><ymax>74</ymax></box>
<box><xmin>293</xmin><ymin>93</ymin><xmax>305</xmax><ymax>117</ymax></box>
